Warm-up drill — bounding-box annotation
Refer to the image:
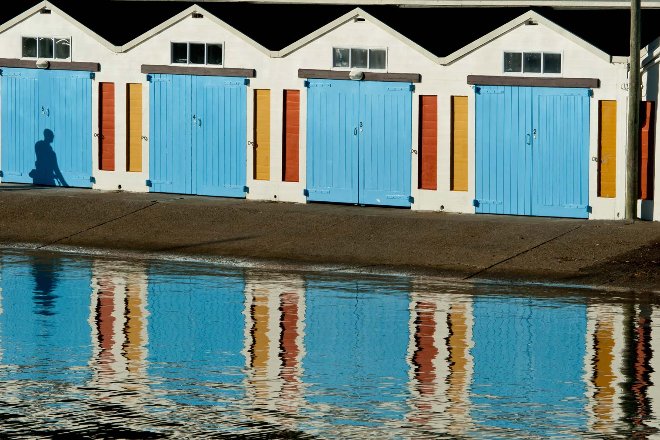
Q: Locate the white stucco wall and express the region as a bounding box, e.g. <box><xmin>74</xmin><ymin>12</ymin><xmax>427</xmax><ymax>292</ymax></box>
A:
<box><xmin>0</xmin><ymin>5</ymin><xmax>650</xmax><ymax>220</ymax></box>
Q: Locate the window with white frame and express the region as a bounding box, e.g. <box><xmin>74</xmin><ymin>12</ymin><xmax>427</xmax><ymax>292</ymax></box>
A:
<box><xmin>22</xmin><ymin>37</ymin><xmax>70</xmax><ymax>59</ymax></box>
<box><xmin>503</xmin><ymin>51</ymin><xmax>561</xmax><ymax>74</ymax></box>
<box><xmin>332</xmin><ymin>47</ymin><xmax>387</xmax><ymax>70</ymax></box>
<box><xmin>171</xmin><ymin>42</ymin><xmax>223</xmax><ymax>65</ymax></box>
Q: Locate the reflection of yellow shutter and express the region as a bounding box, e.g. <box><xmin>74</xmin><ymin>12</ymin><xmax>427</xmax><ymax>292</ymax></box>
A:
<box><xmin>124</xmin><ymin>283</ymin><xmax>145</xmax><ymax>374</ymax></box>
<box><xmin>451</xmin><ymin>96</ymin><xmax>468</xmax><ymax>192</ymax></box>
<box><xmin>447</xmin><ymin>304</ymin><xmax>469</xmax><ymax>406</ymax></box>
<box><xmin>598</xmin><ymin>100</ymin><xmax>617</xmax><ymax>198</ymax></box>
<box><xmin>592</xmin><ymin>320</ymin><xmax>616</xmax><ymax>428</ymax></box>
<box><xmin>254</xmin><ymin>90</ymin><xmax>271</xmax><ymax>181</ymax></box>
<box><xmin>127</xmin><ymin>84</ymin><xmax>143</xmax><ymax>172</ymax></box>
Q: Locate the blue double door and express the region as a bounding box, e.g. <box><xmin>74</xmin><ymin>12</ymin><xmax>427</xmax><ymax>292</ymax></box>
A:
<box><xmin>475</xmin><ymin>86</ymin><xmax>590</xmax><ymax>218</ymax></box>
<box><xmin>1</xmin><ymin>68</ymin><xmax>92</xmax><ymax>188</ymax></box>
<box><xmin>306</xmin><ymin>79</ymin><xmax>412</xmax><ymax>207</ymax></box>
<box><xmin>149</xmin><ymin>74</ymin><xmax>247</xmax><ymax>197</ymax></box>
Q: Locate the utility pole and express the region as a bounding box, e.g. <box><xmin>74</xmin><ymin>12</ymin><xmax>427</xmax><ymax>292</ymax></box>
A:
<box><xmin>626</xmin><ymin>0</ymin><xmax>641</xmax><ymax>221</ymax></box>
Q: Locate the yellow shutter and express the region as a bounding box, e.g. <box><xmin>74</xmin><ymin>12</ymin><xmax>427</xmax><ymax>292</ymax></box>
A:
<box><xmin>451</xmin><ymin>96</ymin><xmax>468</xmax><ymax>191</ymax></box>
<box><xmin>598</xmin><ymin>100</ymin><xmax>617</xmax><ymax>198</ymax></box>
<box><xmin>126</xmin><ymin>84</ymin><xmax>142</xmax><ymax>172</ymax></box>
<box><xmin>254</xmin><ymin>90</ymin><xmax>271</xmax><ymax>180</ymax></box>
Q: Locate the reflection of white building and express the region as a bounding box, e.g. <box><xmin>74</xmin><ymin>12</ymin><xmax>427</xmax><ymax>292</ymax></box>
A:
<box><xmin>242</xmin><ymin>273</ymin><xmax>306</xmax><ymax>429</ymax></box>
<box><xmin>88</xmin><ymin>261</ymin><xmax>150</xmax><ymax>399</ymax></box>
<box><xmin>584</xmin><ymin>303</ymin><xmax>627</xmax><ymax>435</ymax></box>
<box><xmin>406</xmin><ymin>290</ymin><xmax>474</xmax><ymax>436</ymax></box>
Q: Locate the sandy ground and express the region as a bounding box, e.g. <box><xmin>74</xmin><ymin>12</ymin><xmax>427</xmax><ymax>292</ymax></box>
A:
<box><xmin>0</xmin><ymin>183</ymin><xmax>658</xmax><ymax>292</ymax></box>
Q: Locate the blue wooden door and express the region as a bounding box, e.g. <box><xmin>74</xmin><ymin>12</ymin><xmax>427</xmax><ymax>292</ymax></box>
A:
<box><xmin>306</xmin><ymin>79</ymin><xmax>360</xmax><ymax>203</ymax></box>
<box><xmin>38</xmin><ymin>70</ymin><xmax>92</xmax><ymax>188</ymax></box>
<box><xmin>531</xmin><ymin>88</ymin><xmax>590</xmax><ymax>218</ymax></box>
<box><xmin>149</xmin><ymin>74</ymin><xmax>193</xmax><ymax>194</ymax></box>
<box><xmin>194</xmin><ymin>76</ymin><xmax>246</xmax><ymax>198</ymax></box>
<box><xmin>359</xmin><ymin>82</ymin><xmax>412</xmax><ymax>207</ymax></box>
<box><xmin>306</xmin><ymin>79</ymin><xmax>412</xmax><ymax>207</ymax></box>
<box><xmin>1</xmin><ymin>68</ymin><xmax>92</xmax><ymax>188</ymax></box>
<box><xmin>475</xmin><ymin>85</ymin><xmax>589</xmax><ymax>218</ymax></box>
<box><xmin>1</xmin><ymin>68</ymin><xmax>39</xmax><ymax>184</ymax></box>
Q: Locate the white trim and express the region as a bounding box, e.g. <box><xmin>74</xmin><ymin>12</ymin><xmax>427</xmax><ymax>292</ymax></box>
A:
<box><xmin>440</xmin><ymin>10</ymin><xmax>611</xmax><ymax>65</ymax></box>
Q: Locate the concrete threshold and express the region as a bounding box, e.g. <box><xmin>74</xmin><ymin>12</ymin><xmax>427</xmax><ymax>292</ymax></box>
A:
<box><xmin>0</xmin><ymin>183</ymin><xmax>658</xmax><ymax>292</ymax></box>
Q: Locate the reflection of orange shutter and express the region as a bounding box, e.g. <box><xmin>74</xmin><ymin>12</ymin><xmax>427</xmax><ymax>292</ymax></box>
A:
<box><xmin>99</xmin><ymin>83</ymin><xmax>115</xmax><ymax>171</ymax></box>
<box><xmin>639</xmin><ymin>101</ymin><xmax>655</xmax><ymax>200</ymax></box>
<box><xmin>451</xmin><ymin>96</ymin><xmax>468</xmax><ymax>191</ymax></box>
<box><xmin>283</xmin><ymin>90</ymin><xmax>300</xmax><ymax>182</ymax></box>
<box><xmin>419</xmin><ymin>96</ymin><xmax>437</xmax><ymax>190</ymax></box>
<box><xmin>126</xmin><ymin>83</ymin><xmax>143</xmax><ymax>172</ymax></box>
<box><xmin>598</xmin><ymin>100</ymin><xmax>617</xmax><ymax>198</ymax></box>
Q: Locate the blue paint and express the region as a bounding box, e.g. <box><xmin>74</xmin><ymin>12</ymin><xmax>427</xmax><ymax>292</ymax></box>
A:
<box><xmin>475</xmin><ymin>86</ymin><xmax>589</xmax><ymax>218</ymax></box>
<box><xmin>471</xmin><ymin>296</ymin><xmax>588</xmax><ymax>436</ymax></box>
<box><xmin>1</xmin><ymin>68</ymin><xmax>92</xmax><ymax>188</ymax></box>
<box><xmin>149</xmin><ymin>74</ymin><xmax>246</xmax><ymax>198</ymax></box>
<box><xmin>306</xmin><ymin>79</ymin><xmax>412</xmax><ymax>207</ymax></box>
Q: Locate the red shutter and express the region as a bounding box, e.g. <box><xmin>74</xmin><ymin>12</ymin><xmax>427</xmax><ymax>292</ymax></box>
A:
<box><xmin>283</xmin><ymin>90</ymin><xmax>300</xmax><ymax>182</ymax></box>
<box><xmin>99</xmin><ymin>82</ymin><xmax>115</xmax><ymax>171</ymax></box>
<box><xmin>639</xmin><ymin>101</ymin><xmax>655</xmax><ymax>200</ymax></box>
<box><xmin>419</xmin><ymin>95</ymin><xmax>437</xmax><ymax>190</ymax></box>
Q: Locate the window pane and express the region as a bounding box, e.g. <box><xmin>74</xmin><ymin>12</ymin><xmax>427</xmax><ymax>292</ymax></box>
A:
<box><xmin>333</xmin><ymin>48</ymin><xmax>349</xmax><ymax>67</ymax></box>
<box><xmin>206</xmin><ymin>44</ymin><xmax>222</xmax><ymax>65</ymax></box>
<box><xmin>543</xmin><ymin>53</ymin><xmax>561</xmax><ymax>73</ymax></box>
<box><xmin>22</xmin><ymin>37</ymin><xmax>37</xmax><ymax>58</ymax></box>
<box><xmin>189</xmin><ymin>43</ymin><xmax>205</xmax><ymax>64</ymax></box>
<box><xmin>523</xmin><ymin>52</ymin><xmax>542</xmax><ymax>73</ymax></box>
<box><xmin>369</xmin><ymin>49</ymin><xmax>386</xmax><ymax>69</ymax></box>
<box><xmin>503</xmin><ymin>52</ymin><xmax>522</xmax><ymax>72</ymax></box>
<box><xmin>54</xmin><ymin>38</ymin><xmax>70</xmax><ymax>59</ymax></box>
<box><xmin>38</xmin><ymin>37</ymin><xmax>53</xmax><ymax>58</ymax></box>
<box><xmin>350</xmin><ymin>48</ymin><xmax>368</xmax><ymax>68</ymax></box>
<box><xmin>171</xmin><ymin>43</ymin><xmax>188</xmax><ymax>64</ymax></box>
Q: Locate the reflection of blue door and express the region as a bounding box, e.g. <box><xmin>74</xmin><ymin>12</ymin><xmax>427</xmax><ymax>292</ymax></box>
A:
<box><xmin>149</xmin><ymin>74</ymin><xmax>247</xmax><ymax>197</ymax></box>
<box><xmin>303</xmin><ymin>278</ymin><xmax>410</xmax><ymax>424</ymax></box>
<box><xmin>471</xmin><ymin>297</ymin><xmax>587</xmax><ymax>436</ymax></box>
<box><xmin>475</xmin><ymin>86</ymin><xmax>589</xmax><ymax>218</ymax></box>
<box><xmin>146</xmin><ymin>270</ymin><xmax>246</xmax><ymax>406</ymax></box>
<box><xmin>1</xmin><ymin>68</ymin><xmax>92</xmax><ymax>188</ymax></box>
<box><xmin>306</xmin><ymin>79</ymin><xmax>412</xmax><ymax>207</ymax></box>
<box><xmin>0</xmin><ymin>255</ymin><xmax>92</xmax><ymax>383</ymax></box>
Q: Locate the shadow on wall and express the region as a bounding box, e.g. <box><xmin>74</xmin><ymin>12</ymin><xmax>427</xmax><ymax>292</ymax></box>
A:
<box><xmin>29</xmin><ymin>129</ymin><xmax>68</xmax><ymax>187</ymax></box>
<box><xmin>643</xmin><ymin>46</ymin><xmax>658</xmax><ymax>221</ymax></box>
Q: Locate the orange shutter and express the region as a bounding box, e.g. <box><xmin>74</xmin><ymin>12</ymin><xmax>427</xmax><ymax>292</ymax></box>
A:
<box><xmin>419</xmin><ymin>95</ymin><xmax>437</xmax><ymax>190</ymax></box>
<box><xmin>639</xmin><ymin>101</ymin><xmax>655</xmax><ymax>200</ymax></box>
<box><xmin>99</xmin><ymin>83</ymin><xmax>115</xmax><ymax>171</ymax></box>
<box><xmin>283</xmin><ymin>90</ymin><xmax>300</xmax><ymax>182</ymax></box>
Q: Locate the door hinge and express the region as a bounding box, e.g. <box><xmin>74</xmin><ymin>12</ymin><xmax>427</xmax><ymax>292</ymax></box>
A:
<box><xmin>90</xmin><ymin>72</ymin><xmax>95</xmax><ymax>80</ymax></box>
<box><xmin>0</xmin><ymin>170</ymin><xmax>4</xmax><ymax>177</ymax></box>
<box><xmin>409</xmin><ymin>84</ymin><xmax>415</xmax><ymax>92</ymax></box>
<box><xmin>409</xmin><ymin>196</ymin><xmax>414</xmax><ymax>203</ymax></box>
<box><xmin>303</xmin><ymin>189</ymin><xmax>309</xmax><ymax>196</ymax></box>
<box><xmin>472</xmin><ymin>199</ymin><xmax>480</xmax><ymax>207</ymax></box>
<box><xmin>244</xmin><ymin>78</ymin><xmax>250</xmax><ymax>86</ymax></box>
<box><xmin>146</xmin><ymin>74</ymin><xmax>153</xmax><ymax>83</ymax></box>
<box><xmin>145</xmin><ymin>179</ymin><xmax>152</xmax><ymax>187</ymax></box>
<box><xmin>0</xmin><ymin>69</ymin><xmax>3</xmax><ymax>76</ymax></box>
<box><xmin>588</xmin><ymin>89</ymin><xmax>594</xmax><ymax>97</ymax></box>
<box><xmin>304</xmin><ymin>80</ymin><xmax>310</xmax><ymax>88</ymax></box>
<box><xmin>474</xmin><ymin>86</ymin><xmax>481</xmax><ymax>94</ymax></box>
<box><xmin>243</xmin><ymin>186</ymin><xmax>250</xmax><ymax>193</ymax></box>
<box><xmin>90</xmin><ymin>176</ymin><xmax>96</xmax><ymax>183</ymax></box>
<box><xmin>586</xmin><ymin>205</ymin><xmax>592</xmax><ymax>213</ymax></box>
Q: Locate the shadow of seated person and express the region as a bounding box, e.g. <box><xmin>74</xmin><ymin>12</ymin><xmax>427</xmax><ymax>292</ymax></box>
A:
<box><xmin>29</xmin><ymin>129</ymin><xmax>68</xmax><ymax>187</ymax></box>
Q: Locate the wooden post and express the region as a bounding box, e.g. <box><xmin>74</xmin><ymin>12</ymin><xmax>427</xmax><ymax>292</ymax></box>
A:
<box><xmin>626</xmin><ymin>0</ymin><xmax>641</xmax><ymax>221</ymax></box>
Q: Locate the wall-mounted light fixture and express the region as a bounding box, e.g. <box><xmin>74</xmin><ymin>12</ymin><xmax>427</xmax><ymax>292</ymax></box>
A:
<box><xmin>349</xmin><ymin>70</ymin><xmax>364</xmax><ymax>80</ymax></box>
<box><xmin>36</xmin><ymin>59</ymin><xmax>49</xmax><ymax>69</ymax></box>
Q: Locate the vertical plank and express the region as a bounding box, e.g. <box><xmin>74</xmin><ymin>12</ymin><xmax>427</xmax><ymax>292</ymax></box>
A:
<box><xmin>254</xmin><ymin>89</ymin><xmax>271</xmax><ymax>180</ymax></box>
<box><xmin>451</xmin><ymin>96</ymin><xmax>468</xmax><ymax>191</ymax></box>
<box><xmin>598</xmin><ymin>100</ymin><xmax>617</xmax><ymax>198</ymax></box>
<box><xmin>639</xmin><ymin>101</ymin><xmax>655</xmax><ymax>200</ymax></box>
<box><xmin>418</xmin><ymin>95</ymin><xmax>437</xmax><ymax>190</ymax></box>
<box><xmin>282</xmin><ymin>90</ymin><xmax>300</xmax><ymax>182</ymax></box>
<box><xmin>99</xmin><ymin>82</ymin><xmax>115</xmax><ymax>171</ymax></box>
<box><xmin>126</xmin><ymin>83</ymin><xmax>142</xmax><ymax>172</ymax></box>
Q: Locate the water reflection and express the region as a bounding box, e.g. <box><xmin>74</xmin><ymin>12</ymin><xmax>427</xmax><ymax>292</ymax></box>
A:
<box><xmin>0</xmin><ymin>250</ymin><xmax>659</xmax><ymax>437</ymax></box>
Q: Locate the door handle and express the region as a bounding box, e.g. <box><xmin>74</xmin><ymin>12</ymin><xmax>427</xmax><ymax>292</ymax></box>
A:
<box><xmin>526</xmin><ymin>134</ymin><xmax>531</xmax><ymax>145</ymax></box>
<box><xmin>354</xmin><ymin>127</ymin><xmax>358</xmax><ymax>136</ymax></box>
<box><xmin>533</xmin><ymin>128</ymin><xmax>537</xmax><ymax>139</ymax></box>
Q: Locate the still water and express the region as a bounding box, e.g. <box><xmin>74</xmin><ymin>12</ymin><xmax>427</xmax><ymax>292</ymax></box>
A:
<box><xmin>0</xmin><ymin>249</ymin><xmax>657</xmax><ymax>438</ymax></box>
